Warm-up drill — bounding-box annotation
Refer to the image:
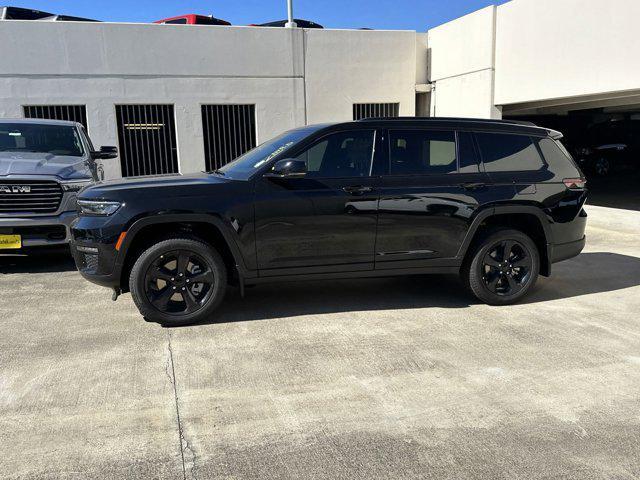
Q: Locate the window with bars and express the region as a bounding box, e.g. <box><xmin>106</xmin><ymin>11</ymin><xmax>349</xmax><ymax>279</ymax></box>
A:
<box><xmin>115</xmin><ymin>104</ymin><xmax>179</xmax><ymax>177</ymax></box>
<box><xmin>353</xmin><ymin>103</ymin><xmax>400</xmax><ymax>120</ymax></box>
<box><xmin>201</xmin><ymin>104</ymin><xmax>257</xmax><ymax>171</ymax></box>
<box><xmin>23</xmin><ymin>105</ymin><xmax>88</xmax><ymax>130</ymax></box>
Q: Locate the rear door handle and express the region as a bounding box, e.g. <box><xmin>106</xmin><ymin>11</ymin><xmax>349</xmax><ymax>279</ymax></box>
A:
<box><xmin>460</xmin><ymin>182</ymin><xmax>486</xmax><ymax>191</ymax></box>
<box><xmin>343</xmin><ymin>185</ymin><xmax>373</xmax><ymax>195</ymax></box>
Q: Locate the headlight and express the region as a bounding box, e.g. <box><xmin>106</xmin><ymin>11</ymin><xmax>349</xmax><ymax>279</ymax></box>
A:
<box><xmin>61</xmin><ymin>180</ymin><xmax>93</xmax><ymax>192</ymax></box>
<box><xmin>77</xmin><ymin>199</ymin><xmax>122</xmax><ymax>216</ymax></box>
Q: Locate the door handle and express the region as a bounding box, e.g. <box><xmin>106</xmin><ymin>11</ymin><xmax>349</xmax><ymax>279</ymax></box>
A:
<box><xmin>460</xmin><ymin>182</ymin><xmax>486</xmax><ymax>191</ymax></box>
<box><xmin>343</xmin><ymin>185</ymin><xmax>373</xmax><ymax>195</ymax></box>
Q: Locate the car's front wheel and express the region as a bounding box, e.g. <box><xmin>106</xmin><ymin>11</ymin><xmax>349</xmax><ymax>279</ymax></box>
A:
<box><xmin>464</xmin><ymin>229</ymin><xmax>539</xmax><ymax>305</ymax></box>
<box><xmin>129</xmin><ymin>237</ymin><xmax>227</xmax><ymax>326</ymax></box>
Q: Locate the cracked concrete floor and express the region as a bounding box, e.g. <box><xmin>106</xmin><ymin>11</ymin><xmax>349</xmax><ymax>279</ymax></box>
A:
<box><xmin>1</xmin><ymin>205</ymin><xmax>639</xmax><ymax>479</ymax></box>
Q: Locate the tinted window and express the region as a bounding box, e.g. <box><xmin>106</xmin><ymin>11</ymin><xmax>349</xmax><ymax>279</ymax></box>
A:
<box><xmin>294</xmin><ymin>130</ymin><xmax>375</xmax><ymax>178</ymax></box>
<box><xmin>388</xmin><ymin>130</ymin><xmax>456</xmax><ymax>175</ymax></box>
<box><xmin>476</xmin><ymin>133</ymin><xmax>544</xmax><ymax>172</ymax></box>
<box><xmin>458</xmin><ymin>131</ymin><xmax>480</xmax><ymax>174</ymax></box>
<box><xmin>217</xmin><ymin>127</ymin><xmax>315</xmax><ymax>180</ymax></box>
<box><xmin>0</xmin><ymin>123</ymin><xmax>84</xmax><ymax>157</ymax></box>
<box><xmin>164</xmin><ymin>18</ymin><xmax>188</xmax><ymax>24</ymax></box>
<box><xmin>537</xmin><ymin>138</ymin><xmax>581</xmax><ymax>180</ymax></box>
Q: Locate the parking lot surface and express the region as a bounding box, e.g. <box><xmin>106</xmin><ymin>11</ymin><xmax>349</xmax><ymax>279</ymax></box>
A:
<box><xmin>1</xmin><ymin>205</ymin><xmax>639</xmax><ymax>479</ymax></box>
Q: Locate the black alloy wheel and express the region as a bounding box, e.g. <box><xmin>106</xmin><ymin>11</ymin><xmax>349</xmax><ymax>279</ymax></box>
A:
<box><xmin>481</xmin><ymin>240</ymin><xmax>533</xmax><ymax>296</ymax></box>
<box><xmin>129</xmin><ymin>237</ymin><xmax>227</xmax><ymax>325</ymax></box>
<box><xmin>464</xmin><ymin>228</ymin><xmax>540</xmax><ymax>305</ymax></box>
<box><xmin>145</xmin><ymin>250</ymin><xmax>215</xmax><ymax>315</ymax></box>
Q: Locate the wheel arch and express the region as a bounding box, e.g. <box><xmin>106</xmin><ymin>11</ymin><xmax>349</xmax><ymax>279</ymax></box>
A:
<box><xmin>116</xmin><ymin>214</ymin><xmax>247</xmax><ymax>292</ymax></box>
<box><xmin>458</xmin><ymin>206</ymin><xmax>553</xmax><ymax>277</ymax></box>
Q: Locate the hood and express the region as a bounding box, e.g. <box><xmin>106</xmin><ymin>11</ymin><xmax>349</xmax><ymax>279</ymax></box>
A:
<box><xmin>80</xmin><ymin>172</ymin><xmax>234</xmax><ymax>200</ymax></box>
<box><xmin>0</xmin><ymin>151</ymin><xmax>91</xmax><ymax>179</ymax></box>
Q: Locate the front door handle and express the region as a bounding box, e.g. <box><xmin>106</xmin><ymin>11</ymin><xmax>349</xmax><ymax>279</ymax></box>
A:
<box><xmin>343</xmin><ymin>185</ymin><xmax>373</xmax><ymax>195</ymax></box>
<box><xmin>460</xmin><ymin>182</ymin><xmax>486</xmax><ymax>191</ymax></box>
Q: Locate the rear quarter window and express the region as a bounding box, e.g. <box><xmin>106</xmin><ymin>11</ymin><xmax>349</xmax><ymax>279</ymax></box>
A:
<box><xmin>537</xmin><ymin>138</ymin><xmax>582</xmax><ymax>180</ymax></box>
<box><xmin>476</xmin><ymin>133</ymin><xmax>544</xmax><ymax>172</ymax></box>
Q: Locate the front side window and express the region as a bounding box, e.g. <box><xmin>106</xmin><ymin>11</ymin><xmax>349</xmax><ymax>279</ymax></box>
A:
<box><xmin>388</xmin><ymin>130</ymin><xmax>457</xmax><ymax>175</ymax></box>
<box><xmin>0</xmin><ymin>123</ymin><xmax>84</xmax><ymax>157</ymax></box>
<box><xmin>476</xmin><ymin>133</ymin><xmax>545</xmax><ymax>172</ymax></box>
<box><xmin>294</xmin><ymin>130</ymin><xmax>375</xmax><ymax>178</ymax></box>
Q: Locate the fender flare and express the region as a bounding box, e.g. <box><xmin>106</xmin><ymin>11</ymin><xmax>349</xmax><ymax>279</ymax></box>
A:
<box><xmin>455</xmin><ymin>205</ymin><xmax>553</xmax><ymax>260</ymax></box>
<box><xmin>115</xmin><ymin>213</ymin><xmax>249</xmax><ymax>273</ymax></box>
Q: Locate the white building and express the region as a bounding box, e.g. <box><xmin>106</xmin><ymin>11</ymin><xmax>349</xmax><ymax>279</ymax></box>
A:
<box><xmin>1</xmin><ymin>0</ymin><xmax>639</xmax><ymax>181</ymax></box>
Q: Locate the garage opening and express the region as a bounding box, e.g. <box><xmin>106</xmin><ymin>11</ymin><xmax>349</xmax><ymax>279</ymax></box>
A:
<box><xmin>504</xmin><ymin>99</ymin><xmax>640</xmax><ymax>212</ymax></box>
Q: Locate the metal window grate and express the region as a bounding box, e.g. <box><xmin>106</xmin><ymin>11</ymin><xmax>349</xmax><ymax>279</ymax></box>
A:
<box><xmin>23</xmin><ymin>105</ymin><xmax>88</xmax><ymax>130</ymax></box>
<box><xmin>353</xmin><ymin>103</ymin><xmax>400</xmax><ymax>120</ymax></box>
<box><xmin>115</xmin><ymin>104</ymin><xmax>179</xmax><ymax>177</ymax></box>
<box><xmin>201</xmin><ymin>104</ymin><xmax>256</xmax><ymax>171</ymax></box>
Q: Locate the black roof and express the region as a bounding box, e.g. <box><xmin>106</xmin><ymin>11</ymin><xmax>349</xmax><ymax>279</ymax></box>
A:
<box><xmin>356</xmin><ymin>117</ymin><xmax>562</xmax><ymax>138</ymax></box>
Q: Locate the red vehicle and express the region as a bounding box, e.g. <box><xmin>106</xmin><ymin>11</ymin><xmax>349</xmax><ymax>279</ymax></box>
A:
<box><xmin>154</xmin><ymin>14</ymin><xmax>230</xmax><ymax>26</ymax></box>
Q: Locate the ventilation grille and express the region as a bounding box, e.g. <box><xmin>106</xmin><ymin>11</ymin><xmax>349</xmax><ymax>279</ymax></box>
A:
<box><xmin>23</xmin><ymin>105</ymin><xmax>88</xmax><ymax>130</ymax></box>
<box><xmin>115</xmin><ymin>105</ymin><xmax>179</xmax><ymax>177</ymax></box>
<box><xmin>353</xmin><ymin>103</ymin><xmax>400</xmax><ymax>120</ymax></box>
<box><xmin>0</xmin><ymin>180</ymin><xmax>63</xmax><ymax>214</ymax></box>
<box><xmin>202</xmin><ymin>104</ymin><xmax>257</xmax><ymax>171</ymax></box>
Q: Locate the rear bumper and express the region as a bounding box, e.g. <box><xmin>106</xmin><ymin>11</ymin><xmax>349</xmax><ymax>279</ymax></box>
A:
<box><xmin>550</xmin><ymin>236</ymin><xmax>586</xmax><ymax>264</ymax></box>
<box><xmin>0</xmin><ymin>211</ymin><xmax>77</xmax><ymax>248</ymax></box>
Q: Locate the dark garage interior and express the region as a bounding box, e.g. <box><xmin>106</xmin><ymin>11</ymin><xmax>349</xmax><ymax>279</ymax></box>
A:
<box><xmin>505</xmin><ymin>104</ymin><xmax>640</xmax><ymax>212</ymax></box>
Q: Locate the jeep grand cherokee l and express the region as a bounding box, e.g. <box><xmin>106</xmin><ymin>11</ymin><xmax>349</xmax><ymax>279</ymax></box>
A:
<box><xmin>0</xmin><ymin>119</ymin><xmax>117</xmax><ymax>251</ymax></box>
<box><xmin>71</xmin><ymin>118</ymin><xmax>588</xmax><ymax>326</ymax></box>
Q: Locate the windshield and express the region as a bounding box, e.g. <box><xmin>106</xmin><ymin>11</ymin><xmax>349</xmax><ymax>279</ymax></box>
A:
<box><xmin>0</xmin><ymin>123</ymin><xmax>84</xmax><ymax>157</ymax></box>
<box><xmin>215</xmin><ymin>128</ymin><xmax>316</xmax><ymax>180</ymax></box>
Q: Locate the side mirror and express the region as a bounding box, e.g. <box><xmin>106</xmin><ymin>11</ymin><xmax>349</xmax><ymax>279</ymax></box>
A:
<box><xmin>91</xmin><ymin>146</ymin><xmax>118</xmax><ymax>160</ymax></box>
<box><xmin>265</xmin><ymin>158</ymin><xmax>307</xmax><ymax>177</ymax></box>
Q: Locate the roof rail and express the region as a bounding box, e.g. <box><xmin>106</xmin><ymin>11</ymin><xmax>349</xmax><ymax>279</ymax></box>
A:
<box><xmin>356</xmin><ymin>116</ymin><xmax>538</xmax><ymax>128</ymax></box>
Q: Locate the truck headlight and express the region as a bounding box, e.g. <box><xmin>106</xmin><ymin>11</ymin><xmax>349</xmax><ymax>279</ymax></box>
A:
<box><xmin>61</xmin><ymin>180</ymin><xmax>93</xmax><ymax>192</ymax></box>
<box><xmin>77</xmin><ymin>199</ymin><xmax>122</xmax><ymax>216</ymax></box>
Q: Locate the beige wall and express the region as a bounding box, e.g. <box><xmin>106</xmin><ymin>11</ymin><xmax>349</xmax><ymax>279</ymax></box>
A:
<box><xmin>495</xmin><ymin>0</ymin><xmax>640</xmax><ymax>106</ymax></box>
<box><xmin>0</xmin><ymin>21</ymin><xmax>422</xmax><ymax>178</ymax></box>
<box><xmin>427</xmin><ymin>6</ymin><xmax>501</xmax><ymax>119</ymax></box>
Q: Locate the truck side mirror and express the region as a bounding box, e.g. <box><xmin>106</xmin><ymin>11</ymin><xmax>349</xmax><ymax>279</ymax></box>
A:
<box><xmin>91</xmin><ymin>146</ymin><xmax>118</xmax><ymax>160</ymax></box>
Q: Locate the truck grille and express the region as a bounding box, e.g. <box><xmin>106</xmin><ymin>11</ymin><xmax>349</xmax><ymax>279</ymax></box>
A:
<box><xmin>0</xmin><ymin>180</ymin><xmax>63</xmax><ymax>214</ymax></box>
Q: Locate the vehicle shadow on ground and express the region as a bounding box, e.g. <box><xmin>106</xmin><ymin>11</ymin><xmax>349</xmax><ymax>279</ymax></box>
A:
<box><xmin>186</xmin><ymin>251</ymin><xmax>640</xmax><ymax>326</ymax></box>
<box><xmin>0</xmin><ymin>250</ymin><xmax>76</xmax><ymax>274</ymax></box>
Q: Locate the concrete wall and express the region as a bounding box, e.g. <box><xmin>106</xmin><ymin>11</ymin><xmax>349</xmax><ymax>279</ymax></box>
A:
<box><xmin>427</xmin><ymin>6</ymin><xmax>501</xmax><ymax>119</ymax></box>
<box><xmin>0</xmin><ymin>21</ymin><xmax>422</xmax><ymax>178</ymax></box>
<box><xmin>494</xmin><ymin>0</ymin><xmax>640</xmax><ymax>107</ymax></box>
<box><xmin>304</xmin><ymin>29</ymin><xmax>418</xmax><ymax>123</ymax></box>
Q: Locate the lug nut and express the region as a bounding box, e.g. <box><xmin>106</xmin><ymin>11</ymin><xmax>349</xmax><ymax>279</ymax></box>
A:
<box><xmin>182</xmin><ymin>287</ymin><xmax>186</xmax><ymax>291</ymax></box>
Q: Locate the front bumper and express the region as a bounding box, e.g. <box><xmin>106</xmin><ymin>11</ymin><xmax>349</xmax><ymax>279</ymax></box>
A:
<box><xmin>0</xmin><ymin>210</ymin><xmax>77</xmax><ymax>248</ymax></box>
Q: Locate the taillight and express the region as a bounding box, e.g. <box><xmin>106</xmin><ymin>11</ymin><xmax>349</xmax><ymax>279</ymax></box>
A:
<box><xmin>563</xmin><ymin>178</ymin><xmax>587</xmax><ymax>190</ymax></box>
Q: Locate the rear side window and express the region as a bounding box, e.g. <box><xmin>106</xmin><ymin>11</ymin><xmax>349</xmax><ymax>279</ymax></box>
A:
<box><xmin>388</xmin><ymin>130</ymin><xmax>457</xmax><ymax>175</ymax></box>
<box><xmin>537</xmin><ymin>138</ymin><xmax>581</xmax><ymax>180</ymax></box>
<box><xmin>476</xmin><ymin>133</ymin><xmax>544</xmax><ymax>172</ymax></box>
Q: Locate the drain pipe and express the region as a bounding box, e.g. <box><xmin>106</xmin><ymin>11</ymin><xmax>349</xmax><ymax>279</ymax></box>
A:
<box><xmin>285</xmin><ymin>0</ymin><xmax>297</xmax><ymax>27</ymax></box>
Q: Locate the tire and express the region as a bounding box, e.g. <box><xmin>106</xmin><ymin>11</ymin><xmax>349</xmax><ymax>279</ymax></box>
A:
<box><xmin>129</xmin><ymin>237</ymin><xmax>227</xmax><ymax>326</ymax></box>
<box><xmin>463</xmin><ymin>229</ymin><xmax>539</xmax><ymax>306</ymax></box>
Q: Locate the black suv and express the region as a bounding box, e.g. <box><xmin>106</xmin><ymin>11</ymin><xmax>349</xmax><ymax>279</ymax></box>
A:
<box><xmin>71</xmin><ymin>118</ymin><xmax>588</xmax><ymax>325</ymax></box>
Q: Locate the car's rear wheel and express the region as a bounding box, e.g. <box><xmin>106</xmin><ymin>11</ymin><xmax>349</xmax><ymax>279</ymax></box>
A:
<box><xmin>464</xmin><ymin>229</ymin><xmax>539</xmax><ymax>305</ymax></box>
<box><xmin>129</xmin><ymin>237</ymin><xmax>227</xmax><ymax>326</ymax></box>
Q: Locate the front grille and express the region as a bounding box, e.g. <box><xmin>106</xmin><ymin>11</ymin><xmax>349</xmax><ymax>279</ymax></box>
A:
<box><xmin>0</xmin><ymin>180</ymin><xmax>63</xmax><ymax>214</ymax></box>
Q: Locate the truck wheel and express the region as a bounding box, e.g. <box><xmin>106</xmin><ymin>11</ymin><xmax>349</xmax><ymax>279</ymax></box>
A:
<box><xmin>464</xmin><ymin>229</ymin><xmax>539</xmax><ymax>306</ymax></box>
<box><xmin>129</xmin><ymin>237</ymin><xmax>227</xmax><ymax>326</ymax></box>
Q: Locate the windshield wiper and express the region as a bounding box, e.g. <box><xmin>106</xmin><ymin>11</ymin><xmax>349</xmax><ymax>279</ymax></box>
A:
<box><xmin>212</xmin><ymin>169</ymin><xmax>226</xmax><ymax>176</ymax></box>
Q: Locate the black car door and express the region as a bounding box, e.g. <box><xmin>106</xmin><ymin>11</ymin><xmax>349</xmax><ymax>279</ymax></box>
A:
<box><xmin>375</xmin><ymin>128</ymin><xmax>491</xmax><ymax>269</ymax></box>
<box><xmin>254</xmin><ymin>128</ymin><xmax>381</xmax><ymax>275</ymax></box>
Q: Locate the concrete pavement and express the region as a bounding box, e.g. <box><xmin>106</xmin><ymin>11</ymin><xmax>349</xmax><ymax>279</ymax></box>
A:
<box><xmin>1</xmin><ymin>205</ymin><xmax>639</xmax><ymax>479</ymax></box>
